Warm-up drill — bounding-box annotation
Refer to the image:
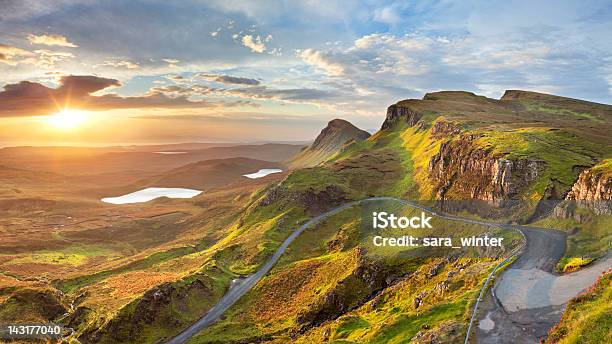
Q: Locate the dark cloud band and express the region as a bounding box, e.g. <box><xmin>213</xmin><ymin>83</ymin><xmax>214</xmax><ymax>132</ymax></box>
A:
<box><xmin>0</xmin><ymin>75</ymin><xmax>226</xmax><ymax>117</ymax></box>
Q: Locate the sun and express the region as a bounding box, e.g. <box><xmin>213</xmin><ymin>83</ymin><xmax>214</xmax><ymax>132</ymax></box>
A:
<box><xmin>47</xmin><ymin>109</ymin><xmax>87</xmax><ymax>129</ymax></box>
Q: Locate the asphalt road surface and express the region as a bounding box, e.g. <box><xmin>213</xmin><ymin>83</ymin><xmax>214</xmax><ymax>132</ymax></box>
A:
<box><xmin>476</xmin><ymin>226</ymin><xmax>611</xmax><ymax>343</ymax></box>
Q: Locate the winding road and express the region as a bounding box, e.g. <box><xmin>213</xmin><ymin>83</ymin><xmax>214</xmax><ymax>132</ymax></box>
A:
<box><xmin>476</xmin><ymin>228</ymin><xmax>611</xmax><ymax>343</ymax></box>
<box><xmin>165</xmin><ymin>197</ymin><xmax>610</xmax><ymax>344</ymax></box>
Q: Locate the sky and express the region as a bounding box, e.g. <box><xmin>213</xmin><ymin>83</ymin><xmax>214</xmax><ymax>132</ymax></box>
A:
<box><xmin>1</xmin><ymin>0</ymin><xmax>611</xmax><ymax>146</ymax></box>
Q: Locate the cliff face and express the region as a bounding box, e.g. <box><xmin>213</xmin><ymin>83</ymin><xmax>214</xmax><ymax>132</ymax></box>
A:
<box><xmin>566</xmin><ymin>168</ymin><xmax>611</xmax><ymax>201</ymax></box>
<box><xmin>557</xmin><ymin>163</ymin><xmax>612</xmax><ymax>216</ymax></box>
<box><xmin>427</xmin><ymin>134</ymin><xmax>543</xmax><ymax>201</ymax></box>
<box><xmin>381</xmin><ymin>104</ymin><xmax>422</xmax><ymax>130</ymax></box>
<box><xmin>382</xmin><ymin>105</ymin><xmax>545</xmax><ymax>202</ymax></box>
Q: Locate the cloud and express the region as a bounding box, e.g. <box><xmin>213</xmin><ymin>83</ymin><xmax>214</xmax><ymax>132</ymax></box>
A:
<box><xmin>150</xmin><ymin>84</ymin><xmax>213</xmax><ymax>96</ymax></box>
<box><xmin>298</xmin><ymin>49</ymin><xmax>345</xmax><ymax>76</ymax></box>
<box><xmin>0</xmin><ymin>75</ymin><xmax>244</xmax><ymax>117</ymax></box>
<box><xmin>0</xmin><ymin>75</ymin><xmax>115</xmax><ymax>116</ymax></box>
<box><xmin>373</xmin><ymin>6</ymin><xmax>401</xmax><ymax>25</ymax></box>
<box><xmin>166</xmin><ymin>74</ymin><xmax>187</xmax><ymax>82</ymax></box>
<box><xmin>0</xmin><ymin>0</ymin><xmax>79</xmax><ymax>20</ymax></box>
<box><xmin>0</xmin><ymin>44</ymin><xmax>34</xmax><ymax>65</ymax></box>
<box><xmin>198</xmin><ymin>73</ymin><xmax>260</xmax><ymax>85</ymax></box>
<box><xmin>225</xmin><ymin>85</ymin><xmax>336</xmax><ymax>102</ymax></box>
<box><xmin>0</xmin><ymin>43</ymin><xmax>75</xmax><ymax>67</ymax></box>
<box><xmin>131</xmin><ymin>111</ymin><xmax>326</xmax><ymax>125</ymax></box>
<box><xmin>241</xmin><ymin>35</ymin><xmax>266</xmax><ymax>53</ymax></box>
<box><xmin>27</xmin><ymin>33</ymin><xmax>78</xmax><ymax>47</ymax></box>
<box><xmin>162</xmin><ymin>58</ymin><xmax>180</xmax><ymax>66</ymax></box>
<box><xmin>142</xmin><ymin>78</ymin><xmax>332</xmax><ymax>106</ymax></box>
<box><xmin>33</xmin><ymin>49</ymin><xmax>75</xmax><ymax>67</ymax></box>
<box><xmin>95</xmin><ymin>60</ymin><xmax>140</xmax><ymax>69</ymax></box>
<box><xmin>210</xmin><ymin>27</ymin><xmax>221</xmax><ymax>38</ymax></box>
<box><xmin>59</xmin><ymin>75</ymin><xmax>121</xmax><ymax>95</ymax></box>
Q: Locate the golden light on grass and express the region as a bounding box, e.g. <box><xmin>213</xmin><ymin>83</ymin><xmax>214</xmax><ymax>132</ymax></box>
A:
<box><xmin>47</xmin><ymin>109</ymin><xmax>88</xmax><ymax>129</ymax></box>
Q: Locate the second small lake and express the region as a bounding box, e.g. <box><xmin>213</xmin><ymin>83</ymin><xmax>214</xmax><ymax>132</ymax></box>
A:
<box><xmin>101</xmin><ymin>187</ymin><xmax>202</xmax><ymax>204</ymax></box>
<box><xmin>243</xmin><ymin>169</ymin><xmax>283</xmax><ymax>179</ymax></box>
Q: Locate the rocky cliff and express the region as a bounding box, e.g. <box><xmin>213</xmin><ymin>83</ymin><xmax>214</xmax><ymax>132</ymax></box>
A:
<box><xmin>427</xmin><ymin>134</ymin><xmax>543</xmax><ymax>202</ymax></box>
<box><xmin>566</xmin><ymin>165</ymin><xmax>612</xmax><ymax>201</ymax></box>
<box><xmin>380</xmin><ymin>103</ymin><xmax>545</xmax><ymax>203</ymax></box>
<box><xmin>381</xmin><ymin>104</ymin><xmax>422</xmax><ymax>130</ymax></box>
<box><xmin>559</xmin><ymin>161</ymin><xmax>612</xmax><ymax>215</ymax></box>
<box><xmin>381</xmin><ymin>90</ymin><xmax>611</xmax><ymax>207</ymax></box>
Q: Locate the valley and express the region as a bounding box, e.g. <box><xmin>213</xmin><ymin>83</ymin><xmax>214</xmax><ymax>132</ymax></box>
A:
<box><xmin>0</xmin><ymin>90</ymin><xmax>610</xmax><ymax>344</ymax></box>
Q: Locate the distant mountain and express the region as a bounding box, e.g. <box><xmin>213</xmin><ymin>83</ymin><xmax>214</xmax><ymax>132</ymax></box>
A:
<box><xmin>0</xmin><ymin>143</ymin><xmax>304</xmax><ymax>175</ymax></box>
<box><xmin>288</xmin><ymin>119</ymin><xmax>370</xmax><ymax>168</ymax></box>
<box><xmin>153</xmin><ymin>157</ymin><xmax>281</xmax><ymax>189</ymax></box>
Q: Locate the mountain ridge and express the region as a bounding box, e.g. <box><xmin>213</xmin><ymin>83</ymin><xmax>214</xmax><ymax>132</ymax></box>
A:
<box><xmin>288</xmin><ymin>118</ymin><xmax>370</xmax><ymax>169</ymax></box>
<box><xmin>154</xmin><ymin>157</ymin><xmax>282</xmax><ymax>189</ymax></box>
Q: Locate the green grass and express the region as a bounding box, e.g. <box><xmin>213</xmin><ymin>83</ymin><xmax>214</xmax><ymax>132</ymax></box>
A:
<box><xmin>556</xmin><ymin>257</ymin><xmax>594</xmax><ymax>273</ymax></box>
<box><xmin>335</xmin><ymin>316</ymin><xmax>370</xmax><ymax>337</ymax></box>
<box><xmin>535</xmin><ymin>210</ymin><xmax>611</xmax><ymax>272</ymax></box>
<box><xmin>284</xmin><ymin>167</ymin><xmax>349</xmax><ymax>193</ymax></box>
<box><xmin>380</xmin><ymin>130</ymin><xmax>417</xmax><ymax>198</ymax></box>
<box><xmin>545</xmin><ymin>272</ymin><xmax>611</xmax><ymax>344</ymax></box>
<box><xmin>3</xmin><ymin>244</ymin><xmax>119</xmax><ymax>268</ymax></box>
<box><xmin>473</xmin><ymin>128</ymin><xmax>598</xmax><ymax>199</ymax></box>
<box><xmin>330</xmin><ymin>127</ymin><xmax>418</xmax><ymax>199</ymax></box>
<box><xmin>370</xmin><ymin>299</ymin><xmax>467</xmax><ymax>344</ymax></box>
<box><xmin>54</xmin><ymin>246</ymin><xmax>197</xmax><ymax>293</ymax></box>
<box><xmin>525</xmin><ymin>103</ymin><xmax>604</xmax><ymax>122</ymax></box>
<box><xmin>590</xmin><ymin>158</ymin><xmax>612</xmax><ymax>174</ymax></box>
<box><xmin>93</xmin><ymin>263</ymin><xmax>235</xmax><ymax>344</ymax></box>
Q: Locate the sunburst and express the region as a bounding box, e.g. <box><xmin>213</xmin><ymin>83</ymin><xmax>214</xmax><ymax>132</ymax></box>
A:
<box><xmin>47</xmin><ymin>109</ymin><xmax>87</xmax><ymax>129</ymax></box>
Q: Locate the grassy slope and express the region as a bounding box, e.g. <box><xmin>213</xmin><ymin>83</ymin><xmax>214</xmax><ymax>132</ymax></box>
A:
<box><xmin>185</xmin><ymin>125</ymin><xmax>519</xmax><ymax>343</ymax></box>
<box><xmin>291</xmin><ymin>258</ymin><xmax>498</xmax><ymax>344</ymax></box>
<box><xmin>545</xmin><ymin>272</ymin><xmax>611</xmax><ymax>344</ymax></box>
<box><xmin>182</xmin><ymin>93</ymin><xmax>609</xmax><ymax>343</ymax></box>
<box><xmin>0</xmin><ymin>182</ymin><xmax>273</xmax><ymax>343</ymax></box>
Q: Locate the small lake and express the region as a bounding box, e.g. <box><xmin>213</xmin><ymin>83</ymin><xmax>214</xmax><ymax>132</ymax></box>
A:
<box><xmin>243</xmin><ymin>169</ymin><xmax>283</xmax><ymax>179</ymax></box>
<box><xmin>154</xmin><ymin>151</ymin><xmax>187</xmax><ymax>154</ymax></box>
<box><xmin>101</xmin><ymin>187</ymin><xmax>202</xmax><ymax>204</ymax></box>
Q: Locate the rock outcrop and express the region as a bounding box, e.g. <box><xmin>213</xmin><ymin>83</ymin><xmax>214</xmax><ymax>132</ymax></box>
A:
<box><xmin>557</xmin><ymin>163</ymin><xmax>612</xmax><ymax>216</ymax></box>
<box><xmin>566</xmin><ymin>167</ymin><xmax>611</xmax><ymax>202</ymax></box>
<box><xmin>430</xmin><ymin>120</ymin><xmax>461</xmax><ymax>138</ymax></box>
<box><xmin>381</xmin><ymin>104</ymin><xmax>422</xmax><ymax>130</ymax></box>
<box><xmin>259</xmin><ymin>184</ymin><xmax>349</xmax><ymax>216</ymax></box>
<box><xmin>311</xmin><ymin>119</ymin><xmax>371</xmax><ymax>151</ymax></box>
<box><xmin>427</xmin><ymin>134</ymin><xmax>543</xmax><ymax>202</ymax></box>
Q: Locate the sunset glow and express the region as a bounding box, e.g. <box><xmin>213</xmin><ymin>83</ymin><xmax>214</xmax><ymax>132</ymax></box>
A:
<box><xmin>1</xmin><ymin>2</ymin><xmax>610</xmax><ymax>145</ymax></box>
<box><xmin>47</xmin><ymin>109</ymin><xmax>87</xmax><ymax>129</ymax></box>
